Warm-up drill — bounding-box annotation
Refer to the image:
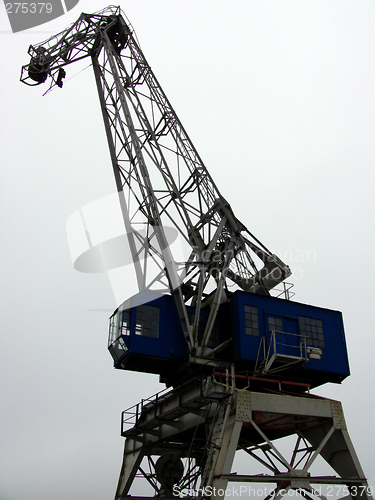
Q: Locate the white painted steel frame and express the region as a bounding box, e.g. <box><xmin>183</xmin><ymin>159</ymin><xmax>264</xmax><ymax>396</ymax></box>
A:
<box><xmin>115</xmin><ymin>381</ymin><xmax>372</xmax><ymax>500</ymax></box>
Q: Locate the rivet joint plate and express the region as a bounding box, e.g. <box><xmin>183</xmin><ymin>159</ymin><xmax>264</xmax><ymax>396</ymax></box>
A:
<box><xmin>330</xmin><ymin>400</ymin><xmax>347</xmax><ymax>430</ymax></box>
<box><xmin>236</xmin><ymin>391</ymin><xmax>252</xmax><ymax>422</ymax></box>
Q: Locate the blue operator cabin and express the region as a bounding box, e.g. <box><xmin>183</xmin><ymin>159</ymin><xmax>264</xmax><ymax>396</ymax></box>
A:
<box><xmin>108</xmin><ymin>290</ymin><xmax>349</xmax><ymax>390</ymax></box>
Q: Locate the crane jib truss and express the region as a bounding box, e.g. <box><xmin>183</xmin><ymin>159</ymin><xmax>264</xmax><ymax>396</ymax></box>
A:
<box><xmin>20</xmin><ymin>6</ymin><xmax>291</xmax><ymax>363</ymax></box>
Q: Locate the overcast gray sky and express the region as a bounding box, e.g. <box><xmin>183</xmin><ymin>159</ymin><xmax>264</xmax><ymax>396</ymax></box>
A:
<box><xmin>1</xmin><ymin>1</ymin><xmax>374</xmax><ymax>498</ymax></box>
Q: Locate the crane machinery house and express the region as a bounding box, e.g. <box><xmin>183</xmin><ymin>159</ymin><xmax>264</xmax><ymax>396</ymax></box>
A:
<box><xmin>108</xmin><ymin>289</ymin><xmax>349</xmax><ymax>389</ymax></box>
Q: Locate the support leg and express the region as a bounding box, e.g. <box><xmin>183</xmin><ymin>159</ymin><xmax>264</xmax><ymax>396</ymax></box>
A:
<box><xmin>210</xmin><ymin>419</ymin><xmax>243</xmax><ymax>499</ymax></box>
<box><xmin>115</xmin><ymin>438</ymin><xmax>145</xmax><ymax>500</ymax></box>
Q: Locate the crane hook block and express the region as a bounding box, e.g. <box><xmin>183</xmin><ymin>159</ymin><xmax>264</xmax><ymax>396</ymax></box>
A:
<box><xmin>56</xmin><ymin>68</ymin><xmax>66</xmax><ymax>88</ymax></box>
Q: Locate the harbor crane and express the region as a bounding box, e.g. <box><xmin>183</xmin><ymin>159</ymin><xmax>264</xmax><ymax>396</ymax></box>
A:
<box><xmin>21</xmin><ymin>6</ymin><xmax>373</xmax><ymax>499</ymax></box>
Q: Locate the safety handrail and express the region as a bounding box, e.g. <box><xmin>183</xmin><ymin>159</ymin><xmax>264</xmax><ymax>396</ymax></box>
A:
<box><xmin>255</xmin><ymin>329</ymin><xmax>308</xmax><ymax>376</ymax></box>
<box><xmin>272</xmin><ymin>282</ymin><xmax>295</xmax><ymax>300</ymax></box>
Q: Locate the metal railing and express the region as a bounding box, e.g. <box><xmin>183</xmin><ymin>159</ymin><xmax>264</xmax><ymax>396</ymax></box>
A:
<box><xmin>121</xmin><ymin>385</ymin><xmax>175</xmax><ymax>433</ymax></box>
<box><xmin>272</xmin><ymin>281</ymin><xmax>295</xmax><ymax>300</ymax></box>
<box><xmin>255</xmin><ymin>330</ymin><xmax>308</xmax><ymax>375</ymax></box>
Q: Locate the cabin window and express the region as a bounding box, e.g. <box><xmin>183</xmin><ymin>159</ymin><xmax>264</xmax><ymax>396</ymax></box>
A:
<box><xmin>108</xmin><ymin>311</ymin><xmax>128</xmax><ymax>361</ymax></box>
<box><xmin>121</xmin><ymin>310</ymin><xmax>131</xmax><ymax>336</ymax></box>
<box><xmin>268</xmin><ymin>316</ymin><xmax>283</xmax><ymax>332</ymax></box>
<box><xmin>299</xmin><ymin>316</ymin><xmax>325</xmax><ymax>348</ymax></box>
<box><xmin>108</xmin><ymin>313</ymin><xmax>118</xmax><ymax>346</ymax></box>
<box><xmin>108</xmin><ymin>336</ymin><xmax>128</xmax><ymax>361</ymax></box>
<box><xmin>135</xmin><ymin>304</ymin><xmax>159</xmax><ymax>338</ymax></box>
<box><xmin>244</xmin><ymin>305</ymin><xmax>259</xmax><ymax>336</ymax></box>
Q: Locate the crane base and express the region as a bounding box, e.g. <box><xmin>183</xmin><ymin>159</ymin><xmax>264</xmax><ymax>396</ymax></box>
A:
<box><xmin>114</xmin><ymin>373</ymin><xmax>372</xmax><ymax>500</ymax></box>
